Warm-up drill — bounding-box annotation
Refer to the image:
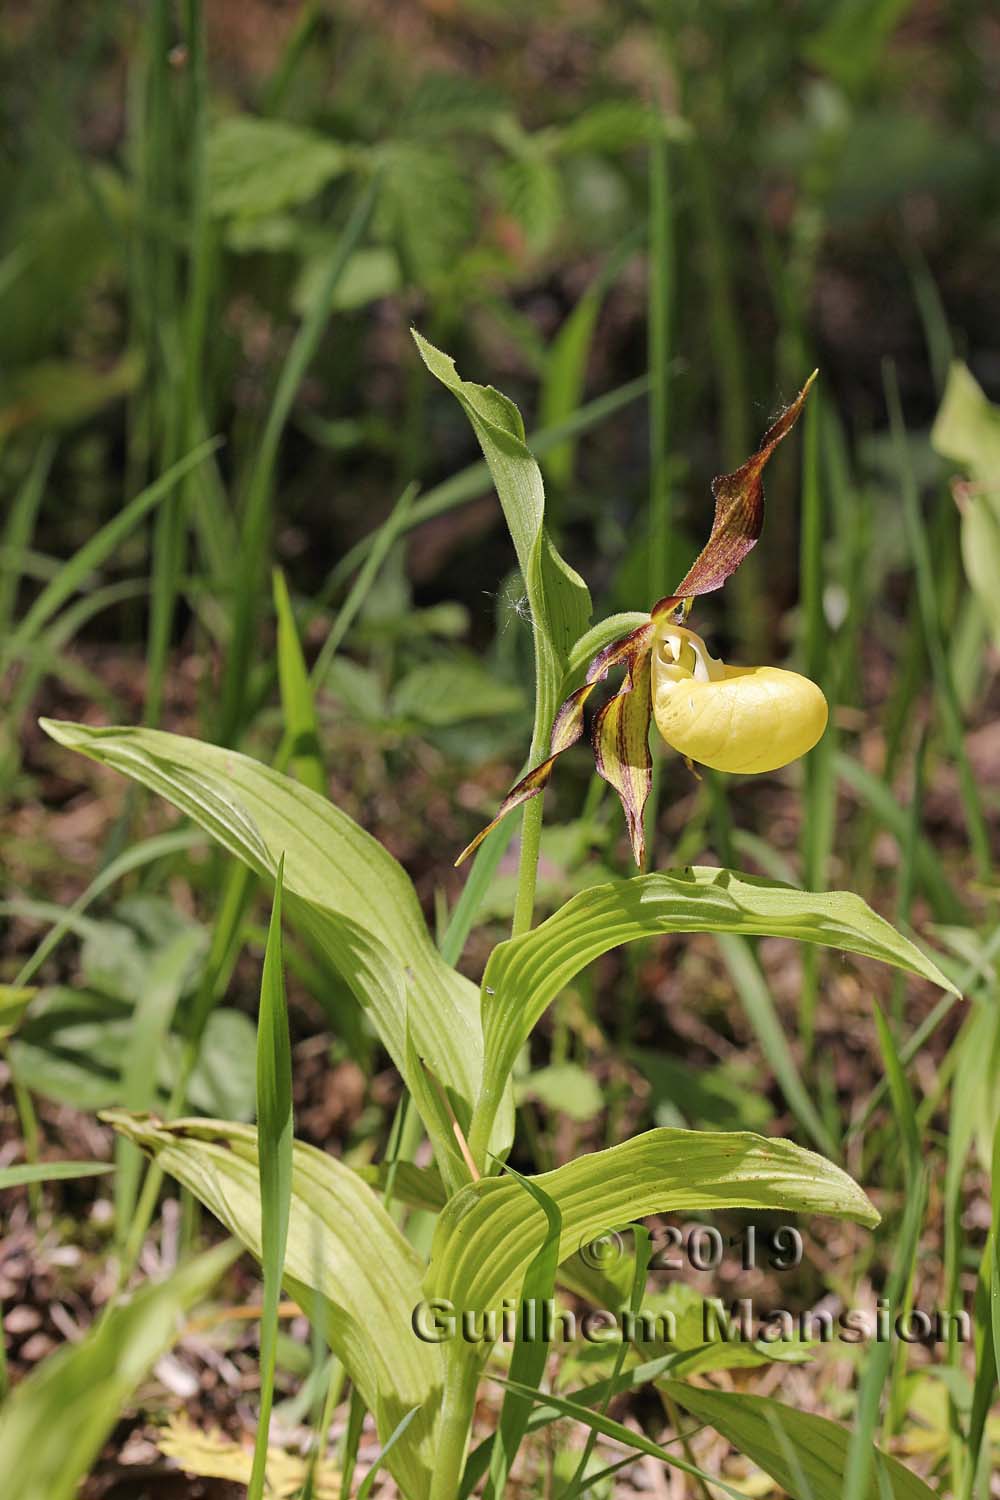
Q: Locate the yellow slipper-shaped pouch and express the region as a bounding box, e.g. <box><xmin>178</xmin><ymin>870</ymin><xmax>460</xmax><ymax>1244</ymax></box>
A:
<box><xmin>652</xmin><ymin>625</ymin><xmax>828</xmax><ymax>775</ymax></box>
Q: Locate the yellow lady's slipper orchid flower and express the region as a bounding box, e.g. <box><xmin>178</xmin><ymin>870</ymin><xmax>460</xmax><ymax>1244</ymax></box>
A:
<box><xmin>457</xmin><ymin>371</ymin><xmax>823</xmax><ymax>868</ymax></box>
<box><xmin>651</xmin><ymin>624</ymin><xmax>828</xmax><ymax>774</ymax></box>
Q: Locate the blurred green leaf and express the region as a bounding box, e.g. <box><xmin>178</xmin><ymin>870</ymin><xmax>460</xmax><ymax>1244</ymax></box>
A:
<box><xmin>9</xmin><ymin>988</ymin><xmax>130</xmax><ymax>1110</ymax></box>
<box><xmin>116</xmin><ymin>926</ymin><xmax>206</xmax><ymax>1235</ymax></box>
<box><xmin>293</xmin><ymin>245</ymin><xmax>401</xmax><ymax>315</ymax></box>
<box><xmin>665</xmin><ymin>1381</ymin><xmax>936</xmax><ymax>1500</ymax></box>
<box><xmin>0</xmin><ymin>1243</ymin><xmax>236</xmax><ymax>1500</ymax></box>
<box><xmin>206</xmin><ymin>115</ymin><xmax>348</xmax><ymax>219</ymax></box>
<box><xmin>0</xmin><ymin>170</ymin><xmax>122</xmax><ymax>366</ymax></box>
<box><xmin>392</xmin><ymin>658</ymin><xmax>525</xmax><ymax>727</ymax></box>
<box><xmin>933</xmin><ymin>362</ymin><xmax>1000</xmax><ymax>478</ymax></box>
<box><xmin>517</xmin><ymin>1063</ymin><xmax>603</xmax><ymax>1123</ymax></box>
<box><xmin>642</xmin><ymin>1283</ymin><xmax>811</xmax><ymax>1376</ymax></box>
<box><xmin>539</xmin><ymin>241</ymin><xmax>636</xmax><ymax>491</ymax></box>
<box><xmin>0</xmin><ymin>1160</ymin><xmax>113</xmax><ymax>1190</ymax></box>
<box><xmin>629</xmin><ymin>1048</ymin><xmax>771</xmax><ymax>1132</ymax></box>
<box><xmin>494</xmin><ymin>153</ymin><xmax>564</xmax><ymax>254</ymax></box>
<box><xmin>805</xmin><ymin>0</ymin><xmax>917</xmax><ymax>93</ymax></box>
<box><xmin>80</xmin><ymin>898</ymin><xmax>204</xmax><ymax>1003</ymax></box>
<box><xmin>9</xmin><ymin>992</ymin><xmax>257</xmax><ymax>1120</ymax></box>
<box><xmin>186</xmin><ymin>1009</ymin><xmax>258</xmax><ymax>1120</ymax></box>
<box><xmin>322</xmin><ymin>656</ymin><xmax>388</xmax><ymax>721</ymax></box>
<box><xmin>0</xmin><ymin>986</ymin><xmax>34</xmax><ymax>1042</ymax></box>
<box><xmin>401</xmin><ymin>72</ymin><xmax>508</xmax><ymax>137</ymax></box>
<box><xmin>932</xmin><ymin>362</ymin><xmax>1000</xmax><ymax>647</ymax></box>
<box><xmin>554</xmin><ymin>101</ymin><xmax>659</xmax><ymax>156</ymax></box>
<box><xmin>381</xmin><ymin>144</ymin><xmax>473</xmax><ymax>282</ymax></box>
<box><xmin>0</xmin><ymin>351</ymin><xmax>142</xmax><ymax>438</ymax></box>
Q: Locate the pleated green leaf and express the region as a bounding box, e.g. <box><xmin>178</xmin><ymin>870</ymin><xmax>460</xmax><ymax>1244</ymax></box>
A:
<box><xmin>663</xmin><ymin>1382</ymin><xmax>937</xmax><ymax>1500</ymax></box>
<box><xmin>470</xmin><ymin>866</ymin><xmax>958</xmax><ymax>1153</ymax></box>
<box><xmin>0</xmin><ymin>1242</ymin><xmax>236</xmax><ymax>1500</ymax></box>
<box><xmin>39</xmin><ymin>719</ymin><xmax>512</xmax><ymax>1164</ymax></box>
<box><xmin>103</xmin><ymin>1112</ymin><xmax>440</xmax><ymax>1500</ymax></box>
<box><xmin>426</xmin><ymin>1127</ymin><xmax>877</xmax><ymax>1318</ymax></box>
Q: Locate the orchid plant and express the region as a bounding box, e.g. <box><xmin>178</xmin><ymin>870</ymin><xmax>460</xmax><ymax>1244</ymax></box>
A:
<box><xmin>458</xmin><ymin>369</ymin><xmax>824</xmax><ymax>868</ymax></box>
<box><xmin>40</xmin><ymin>339</ymin><xmax>956</xmax><ymax>1499</ymax></box>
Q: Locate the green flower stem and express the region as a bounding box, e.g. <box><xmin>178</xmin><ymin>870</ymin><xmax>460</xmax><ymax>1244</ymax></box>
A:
<box><xmin>511</xmin><ymin>794</ymin><xmax>544</xmax><ymax>940</ymax></box>
<box><xmin>429</xmin><ymin>1349</ymin><xmax>481</xmax><ymax>1500</ymax></box>
<box><xmin>468</xmin><ymin>1085</ymin><xmax>501</xmax><ymax>1176</ymax></box>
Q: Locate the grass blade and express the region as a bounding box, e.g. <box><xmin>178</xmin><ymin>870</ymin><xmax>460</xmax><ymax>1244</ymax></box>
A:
<box><xmin>493</xmin><ymin>1376</ymin><xmax>747</xmax><ymax>1499</ymax></box>
<box><xmin>0</xmin><ymin>1242</ymin><xmax>236</xmax><ymax>1500</ymax></box>
<box><xmin>718</xmin><ymin>935</ymin><xmax>837</xmax><ymax>1155</ymax></box>
<box><xmin>3</xmin><ymin>438</ymin><xmax>221</xmax><ymax>670</ymax></box>
<box><xmin>560</xmin><ymin>1226</ymin><xmax>652</xmax><ymax>1500</ymax></box>
<box><xmin>843</xmin><ymin>1003</ymin><xmax>928</xmax><ymax>1497</ymax></box>
<box><xmin>310</xmin><ymin>481</ymin><xmax>417</xmax><ymax>689</ymax></box>
<box><xmin>273</xmin><ymin>568</ymin><xmax>325</xmax><ymax>794</ymax></box>
<box><xmin>319</xmin><ymin>375</ymin><xmax>650</xmax><ymax>601</ymax></box>
<box><xmin>220</xmin><ymin>176</ymin><xmax>379</xmax><ymax>742</ymax></box>
<box><xmin>540</xmin><ymin>232</ymin><xmax>640</xmax><ymax>502</ymax></box>
<box><xmin>115</xmin><ymin>926</ymin><xmax>205</xmax><ymax>1243</ymax></box>
<box><xmin>484</xmin><ymin>1165</ymin><xmax>563</xmax><ymax>1499</ymax></box>
<box><xmin>13</xmin><ymin>829</ymin><xmax>201</xmax><ymax>989</ymax></box>
<box><xmin>0</xmin><ymin>1161</ymin><xmax>113</xmax><ymax>1190</ymax></box>
<box><xmin>884</xmin><ymin>359</ymin><xmax>991</xmax><ymax>879</ymax></box>
<box><xmin>355</xmin><ymin>1407</ymin><xmax>420</xmax><ymax>1500</ymax></box>
<box><xmin>647</xmin><ymin>122</ymin><xmax>674</xmax><ymax>597</ymax></box>
<box><xmin>960</xmin><ymin>1121</ymin><xmax>999</xmax><ymax>1499</ymax></box>
<box><xmin>835</xmin><ymin>753</ymin><xmax>965</xmax><ymax>922</ymax></box>
<box><xmin>248</xmin><ymin>856</ymin><xmax>293</xmax><ymax>1500</ymax></box>
<box><xmin>0</xmin><ymin>438</ymin><xmax>55</xmax><ymax>641</ymax></box>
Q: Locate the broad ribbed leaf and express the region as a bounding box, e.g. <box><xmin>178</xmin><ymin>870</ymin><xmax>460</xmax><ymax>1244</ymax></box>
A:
<box><xmin>469</xmin><ymin>866</ymin><xmax>958</xmax><ymax>1154</ymax></box>
<box><xmin>426</xmin><ymin>1127</ymin><xmax>877</xmax><ymax>1317</ymax></box>
<box><xmin>104</xmin><ymin>1112</ymin><xmax>439</xmax><ymax>1500</ymax></box>
<box><xmin>40</xmin><ymin>720</ymin><xmax>512</xmax><ymax>1166</ymax></box>
<box><xmin>663</xmin><ymin>1383</ymin><xmax>936</xmax><ymax>1500</ymax></box>
<box><xmin>0</xmin><ymin>1242</ymin><xmax>236</xmax><ymax>1500</ymax></box>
